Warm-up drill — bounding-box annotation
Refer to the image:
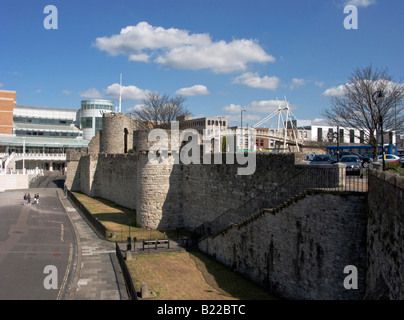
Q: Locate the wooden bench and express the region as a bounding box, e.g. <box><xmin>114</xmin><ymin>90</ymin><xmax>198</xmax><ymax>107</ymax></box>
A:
<box><xmin>142</xmin><ymin>239</ymin><xmax>170</xmax><ymax>250</ymax></box>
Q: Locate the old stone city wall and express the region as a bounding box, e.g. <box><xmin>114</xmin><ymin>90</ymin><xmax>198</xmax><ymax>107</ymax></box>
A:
<box><xmin>64</xmin><ymin>113</ymin><xmax>404</xmax><ymax>300</ymax></box>
<box><xmin>198</xmin><ymin>190</ymin><xmax>368</xmax><ymax>300</ymax></box>
<box><xmin>365</xmin><ymin>169</ymin><xmax>404</xmax><ymax>300</ymax></box>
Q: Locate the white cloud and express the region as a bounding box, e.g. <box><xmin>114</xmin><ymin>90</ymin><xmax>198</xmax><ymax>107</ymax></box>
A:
<box><xmin>290</xmin><ymin>78</ymin><xmax>307</xmax><ymax>90</ymax></box>
<box><xmin>176</xmin><ymin>85</ymin><xmax>210</xmax><ymax>96</ymax></box>
<box><xmin>322</xmin><ymin>84</ymin><xmax>346</xmax><ymax>97</ymax></box>
<box><xmin>35</xmin><ymin>89</ymin><xmax>41</xmax><ymax>94</ymax></box>
<box><xmin>222</xmin><ymin>99</ymin><xmax>294</xmax><ymax>127</ymax></box>
<box><xmin>223</xmin><ymin>113</ymin><xmax>262</xmax><ymax>127</ymax></box>
<box><xmin>232</xmin><ymin>72</ymin><xmax>280</xmax><ymax>90</ymax></box>
<box><xmin>126</xmin><ymin>104</ymin><xmax>144</xmax><ymax>114</ymax></box>
<box><xmin>95</xmin><ymin>21</ymin><xmax>275</xmax><ymax>73</ymax></box>
<box><xmin>104</xmin><ymin>83</ymin><xmax>150</xmax><ymax>101</ymax></box>
<box><xmin>223</xmin><ymin>99</ymin><xmax>290</xmax><ymax>115</ymax></box>
<box><xmin>80</xmin><ymin>84</ymin><xmax>150</xmax><ymax>101</ymax></box>
<box><xmin>62</xmin><ymin>89</ymin><xmax>72</xmax><ymax>95</ymax></box>
<box><xmin>80</xmin><ymin>88</ymin><xmax>103</xmax><ymax>99</ymax></box>
<box><xmin>322</xmin><ymin>79</ymin><xmax>404</xmax><ymax>98</ymax></box>
<box><xmin>222</xmin><ymin>103</ymin><xmax>243</xmax><ymax>114</ymax></box>
<box><xmin>344</xmin><ymin>0</ymin><xmax>376</xmax><ymax>7</ymax></box>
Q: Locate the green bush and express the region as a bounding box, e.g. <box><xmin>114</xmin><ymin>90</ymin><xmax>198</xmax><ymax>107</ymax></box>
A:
<box><xmin>386</xmin><ymin>162</ymin><xmax>404</xmax><ymax>175</ymax></box>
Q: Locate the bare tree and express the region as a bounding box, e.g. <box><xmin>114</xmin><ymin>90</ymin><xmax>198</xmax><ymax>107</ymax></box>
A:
<box><xmin>130</xmin><ymin>92</ymin><xmax>191</xmax><ymax>129</ymax></box>
<box><xmin>322</xmin><ymin>65</ymin><xmax>404</xmax><ymax>160</ymax></box>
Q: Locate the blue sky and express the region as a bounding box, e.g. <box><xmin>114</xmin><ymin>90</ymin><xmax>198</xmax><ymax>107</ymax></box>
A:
<box><xmin>1</xmin><ymin>0</ymin><xmax>403</xmax><ymax>127</ymax></box>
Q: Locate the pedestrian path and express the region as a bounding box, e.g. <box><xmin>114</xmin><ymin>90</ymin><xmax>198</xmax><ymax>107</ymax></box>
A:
<box><xmin>57</xmin><ymin>190</ymin><xmax>129</xmax><ymax>300</ymax></box>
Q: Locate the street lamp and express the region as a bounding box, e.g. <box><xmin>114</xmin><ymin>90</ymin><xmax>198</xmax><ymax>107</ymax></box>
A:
<box><xmin>240</xmin><ymin>109</ymin><xmax>246</xmax><ymax>151</ymax></box>
<box><xmin>373</xmin><ymin>90</ymin><xmax>385</xmax><ymax>171</ymax></box>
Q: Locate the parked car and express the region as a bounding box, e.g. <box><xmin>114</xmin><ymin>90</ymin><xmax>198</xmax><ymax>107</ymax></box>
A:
<box><xmin>309</xmin><ymin>154</ymin><xmax>333</xmax><ymax>165</ymax></box>
<box><xmin>377</xmin><ymin>154</ymin><xmax>401</xmax><ymax>163</ymax></box>
<box><xmin>350</xmin><ymin>152</ymin><xmax>373</xmax><ymax>168</ymax></box>
<box><xmin>399</xmin><ymin>156</ymin><xmax>404</xmax><ymax>164</ymax></box>
<box><xmin>334</xmin><ymin>151</ymin><xmax>373</xmax><ymax>168</ymax></box>
<box><xmin>339</xmin><ymin>155</ymin><xmax>363</xmax><ymax>176</ymax></box>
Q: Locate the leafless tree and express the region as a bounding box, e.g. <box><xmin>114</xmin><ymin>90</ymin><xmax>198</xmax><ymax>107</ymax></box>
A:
<box><xmin>129</xmin><ymin>92</ymin><xmax>191</xmax><ymax>129</ymax></box>
<box><xmin>322</xmin><ymin>65</ymin><xmax>404</xmax><ymax>160</ymax></box>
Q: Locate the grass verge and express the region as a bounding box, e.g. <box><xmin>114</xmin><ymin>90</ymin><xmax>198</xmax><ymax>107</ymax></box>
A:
<box><xmin>126</xmin><ymin>250</ymin><xmax>278</xmax><ymax>300</ymax></box>
<box><xmin>72</xmin><ymin>191</ymin><xmax>190</xmax><ymax>241</ymax></box>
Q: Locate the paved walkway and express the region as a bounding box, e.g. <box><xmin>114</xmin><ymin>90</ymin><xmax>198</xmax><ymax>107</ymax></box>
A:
<box><xmin>57</xmin><ymin>190</ymin><xmax>129</xmax><ymax>300</ymax></box>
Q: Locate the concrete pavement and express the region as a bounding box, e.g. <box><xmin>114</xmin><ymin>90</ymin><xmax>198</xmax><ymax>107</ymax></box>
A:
<box><xmin>0</xmin><ymin>188</ymin><xmax>129</xmax><ymax>300</ymax></box>
<box><xmin>56</xmin><ymin>189</ymin><xmax>129</xmax><ymax>300</ymax></box>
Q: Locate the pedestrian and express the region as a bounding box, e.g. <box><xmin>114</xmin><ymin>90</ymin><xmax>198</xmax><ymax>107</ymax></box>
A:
<box><xmin>27</xmin><ymin>193</ymin><xmax>31</xmax><ymax>204</ymax></box>
<box><xmin>35</xmin><ymin>193</ymin><xmax>40</xmax><ymax>205</ymax></box>
<box><xmin>23</xmin><ymin>194</ymin><xmax>27</xmax><ymax>205</ymax></box>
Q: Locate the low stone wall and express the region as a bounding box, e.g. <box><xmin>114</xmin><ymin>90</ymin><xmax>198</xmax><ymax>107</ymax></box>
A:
<box><xmin>366</xmin><ymin>169</ymin><xmax>404</xmax><ymax>299</ymax></box>
<box><xmin>199</xmin><ymin>190</ymin><xmax>367</xmax><ymax>300</ymax></box>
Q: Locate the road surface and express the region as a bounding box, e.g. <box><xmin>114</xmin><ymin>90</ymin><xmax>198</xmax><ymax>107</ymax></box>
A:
<box><xmin>0</xmin><ymin>188</ymin><xmax>76</xmax><ymax>300</ymax></box>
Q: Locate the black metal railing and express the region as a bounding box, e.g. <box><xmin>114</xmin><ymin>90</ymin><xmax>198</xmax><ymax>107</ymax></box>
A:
<box><xmin>193</xmin><ymin>165</ymin><xmax>368</xmax><ymax>240</ymax></box>
<box><xmin>64</xmin><ymin>187</ymin><xmax>107</xmax><ymax>238</ymax></box>
<box><xmin>115</xmin><ymin>242</ymin><xmax>138</xmax><ymax>300</ymax></box>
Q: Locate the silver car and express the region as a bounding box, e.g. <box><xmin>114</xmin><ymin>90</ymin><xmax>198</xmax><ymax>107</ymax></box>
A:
<box><xmin>339</xmin><ymin>155</ymin><xmax>363</xmax><ymax>176</ymax></box>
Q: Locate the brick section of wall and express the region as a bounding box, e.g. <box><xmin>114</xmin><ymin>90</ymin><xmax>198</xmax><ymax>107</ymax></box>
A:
<box><xmin>0</xmin><ymin>90</ymin><xmax>16</xmax><ymax>134</ymax></box>
<box><xmin>199</xmin><ymin>190</ymin><xmax>367</xmax><ymax>300</ymax></box>
<box><xmin>366</xmin><ymin>170</ymin><xmax>404</xmax><ymax>300</ymax></box>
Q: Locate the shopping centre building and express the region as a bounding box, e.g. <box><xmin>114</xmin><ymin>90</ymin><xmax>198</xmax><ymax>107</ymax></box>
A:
<box><xmin>0</xmin><ymin>90</ymin><xmax>114</xmax><ymax>173</ymax></box>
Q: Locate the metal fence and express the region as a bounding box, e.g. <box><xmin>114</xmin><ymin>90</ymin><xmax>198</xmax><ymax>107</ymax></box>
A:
<box><xmin>194</xmin><ymin>165</ymin><xmax>368</xmax><ymax>240</ymax></box>
<box><xmin>64</xmin><ymin>187</ymin><xmax>107</xmax><ymax>238</ymax></box>
<box><xmin>115</xmin><ymin>242</ymin><xmax>138</xmax><ymax>300</ymax></box>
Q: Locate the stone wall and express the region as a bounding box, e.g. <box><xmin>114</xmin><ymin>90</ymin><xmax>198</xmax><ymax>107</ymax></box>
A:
<box><xmin>366</xmin><ymin>169</ymin><xmax>404</xmax><ymax>300</ymax></box>
<box><xmin>199</xmin><ymin>190</ymin><xmax>368</xmax><ymax>300</ymax></box>
<box><xmin>93</xmin><ymin>153</ymin><xmax>138</xmax><ymax>210</ymax></box>
<box><xmin>136</xmin><ymin>155</ymin><xmax>183</xmax><ymax>229</ymax></box>
<box><xmin>182</xmin><ymin>153</ymin><xmax>299</xmax><ymax>230</ymax></box>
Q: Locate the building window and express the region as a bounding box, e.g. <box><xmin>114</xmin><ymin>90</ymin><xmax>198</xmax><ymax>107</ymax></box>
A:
<box><xmin>317</xmin><ymin>128</ymin><xmax>323</xmax><ymax>142</ymax></box>
<box><xmin>81</xmin><ymin>117</ymin><xmax>93</xmax><ymax>129</ymax></box>
<box><xmin>339</xmin><ymin>129</ymin><xmax>344</xmax><ymax>143</ymax></box>
<box><xmin>360</xmin><ymin>130</ymin><xmax>365</xmax><ymax>144</ymax></box>
<box><xmin>350</xmin><ymin>130</ymin><xmax>355</xmax><ymax>143</ymax></box>
<box><xmin>95</xmin><ymin>118</ymin><xmax>102</xmax><ymax>134</ymax></box>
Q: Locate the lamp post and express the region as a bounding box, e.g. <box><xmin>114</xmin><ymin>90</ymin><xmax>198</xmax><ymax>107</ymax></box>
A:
<box><xmin>218</xmin><ymin>116</ymin><xmax>222</xmax><ymax>153</ymax></box>
<box><xmin>373</xmin><ymin>90</ymin><xmax>386</xmax><ymax>171</ymax></box>
<box><xmin>23</xmin><ymin>137</ymin><xmax>25</xmax><ymax>174</ymax></box>
<box><xmin>240</xmin><ymin>109</ymin><xmax>246</xmax><ymax>151</ymax></box>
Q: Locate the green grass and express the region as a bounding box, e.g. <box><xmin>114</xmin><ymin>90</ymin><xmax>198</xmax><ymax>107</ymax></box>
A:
<box><xmin>72</xmin><ymin>192</ymin><xmax>191</xmax><ymax>242</ymax></box>
<box><xmin>127</xmin><ymin>250</ymin><xmax>279</xmax><ymax>300</ymax></box>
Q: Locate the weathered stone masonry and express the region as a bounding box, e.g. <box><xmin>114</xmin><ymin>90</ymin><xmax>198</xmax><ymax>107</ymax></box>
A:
<box><xmin>65</xmin><ymin>113</ymin><xmax>404</xmax><ymax>300</ymax></box>
<box><xmin>366</xmin><ymin>169</ymin><xmax>404</xmax><ymax>300</ymax></box>
<box><xmin>199</xmin><ymin>191</ymin><xmax>367</xmax><ymax>300</ymax></box>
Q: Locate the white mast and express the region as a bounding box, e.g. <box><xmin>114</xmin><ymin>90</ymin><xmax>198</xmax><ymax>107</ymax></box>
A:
<box><xmin>119</xmin><ymin>73</ymin><xmax>122</xmax><ymax>113</ymax></box>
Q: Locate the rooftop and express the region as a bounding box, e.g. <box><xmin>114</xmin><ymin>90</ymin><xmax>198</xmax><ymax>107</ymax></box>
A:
<box><xmin>14</xmin><ymin>123</ymin><xmax>81</xmax><ymax>132</ymax></box>
<box><xmin>0</xmin><ymin>134</ymin><xmax>89</xmax><ymax>148</ymax></box>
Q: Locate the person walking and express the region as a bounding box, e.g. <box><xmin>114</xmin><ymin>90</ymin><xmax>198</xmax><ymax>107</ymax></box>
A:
<box><xmin>23</xmin><ymin>194</ymin><xmax>27</xmax><ymax>205</ymax></box>
<box><xmin>27</xmin><ymin>193</ymin><xmax>31</xmax><ymax>204</ymax></box>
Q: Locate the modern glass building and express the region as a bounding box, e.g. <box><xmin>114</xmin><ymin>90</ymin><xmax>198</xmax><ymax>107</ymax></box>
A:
<box><xmin>78</xmin><ymin>100</ymin><xmax>114</xmax><ymax>140</ymax></box>
<box><xmin>0</xmin><ymin>94</ymin><xmax>116</xmax><ymax>173</ymax></box>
